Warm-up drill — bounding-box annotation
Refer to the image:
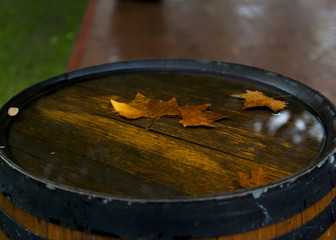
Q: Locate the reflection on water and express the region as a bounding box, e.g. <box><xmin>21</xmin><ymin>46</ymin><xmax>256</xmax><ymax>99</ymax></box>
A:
<box><xmin>295</xmin><ymin>118</ymin><xmax>306</xmax><ymax>131</ymax></box>
<box><xmin>267</xmin><ymin>110</ymin><xmax>291</xmax><ymax>136</ymax></box>
<box><xmin>253</xmin><ymin>109</ymin><xmax>324</xmax><ymax>145</ymax></box>
<box><xmin>253</xmin><ymin>121</ymin><xmax>263</xmax><ymax>133</ymax></box>
<box><xmin>5</xmin><ymin>72</ymin><xmax>328</xmax><ymax>198</ymax></box>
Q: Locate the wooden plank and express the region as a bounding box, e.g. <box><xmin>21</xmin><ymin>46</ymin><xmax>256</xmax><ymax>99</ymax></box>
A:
<box><xmin>74</xmin><ymin>73</ymin><xmax>324</xmax><ymax>151</ymax></box>
<box><xmin>0</xmin><ymin>231</ymin><xmax>10</xmax><ymax>240</ymax></box>
<box><xmin>9</xmin><ymin>103</ymin><xmax>291</xmax><ymax>197</ymax></box>
<box><xmin>28</xmin><ymin>74</ymin><xmax>322</xmax><ymax>169</ymax></box>
<box><xmin>5</xmin><ymin>72</ymin><xmax>324</xmax><ymax>197</ymax></box>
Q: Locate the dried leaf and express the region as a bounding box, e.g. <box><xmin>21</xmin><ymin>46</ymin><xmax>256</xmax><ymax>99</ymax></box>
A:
<box><xmin>231</xmin><ymin>90</ymin><xmax>287</xmax><ymax>112</ymax></box>
<box><xmin>178</xmin><ymin>104</ymin><xmax>227</xmax><ymax>127</ymax></box>
<box><xmin>110</xmin><ymin>93</ymin><xmax>227</xmax><ymax>128</ymax></box>
<box><xmin>110</xmin><ymin>93</ymin><xmax>180</xmax><ymax>119</ymax></box>
<box><xmin>238</xmin><ymin>167</ymin><xmax>271</xmax><ymax>188</ymax></box>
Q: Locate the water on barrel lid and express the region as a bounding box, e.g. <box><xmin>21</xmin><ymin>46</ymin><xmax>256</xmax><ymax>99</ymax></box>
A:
<box><xmin>5</xmin><ymin>73</ymin><xmax>325</xmax><ymax>199</ymax></box>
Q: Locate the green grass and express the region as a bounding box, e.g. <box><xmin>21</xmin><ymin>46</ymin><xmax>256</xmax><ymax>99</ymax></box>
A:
<box><xmin>0</xmin><ymin>0</ymin><xmax>87</xmax><ymax>104</ymax></box>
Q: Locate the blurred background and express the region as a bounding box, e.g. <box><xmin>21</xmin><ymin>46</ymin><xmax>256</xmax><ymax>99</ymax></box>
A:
<box><xmin>0</xmin><ymin>0</ymin><xmax>87</xmax><ymax>103</ymax></box>
<box><xmin>2</xmin><ymin>0</ymin><xmax>336</xmax><ymax>104</ymax></box>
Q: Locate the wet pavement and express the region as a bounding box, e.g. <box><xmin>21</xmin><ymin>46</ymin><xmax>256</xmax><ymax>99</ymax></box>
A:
<box><xmin>68</xmin><ymin>0</ymin><xmax>336</xmax><ymax>104</ymax></box>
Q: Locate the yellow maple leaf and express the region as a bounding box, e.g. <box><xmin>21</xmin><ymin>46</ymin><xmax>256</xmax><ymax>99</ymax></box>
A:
<box><xmin>110</xmin><ymin>92</ymin><xmax>180</xmax><ymax>119</ymax></box>
<box><xmin>178</xmin><ymin>104</ymin><xmax>227</xmax><ymax>127</ymax></box>
<box><xmin>232</xmin><ymin>90</ymin><xmax>287</xmax><ymax>112</ymax></box>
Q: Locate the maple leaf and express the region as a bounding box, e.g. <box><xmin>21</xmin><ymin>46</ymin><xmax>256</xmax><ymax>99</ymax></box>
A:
<box><xmin>238</xmin><ymin>167</ymin><xmax>271</xmax><ymax>188</ymax></box>
<box><xmin>231</xmin><ymin>90</ymin><xmax>287</xmax><ymax>112</ymax></box>
<box><xmin>110</xmin><ymin>93</ymin><xmax>180</xmax><ymax>119</ymax></box>
<box><xmin>178</xmin><ymin>104</ymin><xmax>227</xmax><ymax>127</ymax></box>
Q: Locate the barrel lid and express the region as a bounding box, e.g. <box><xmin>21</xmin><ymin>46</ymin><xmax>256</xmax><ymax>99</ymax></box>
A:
<box><xmin>0</xmin><ymin>59</ymin><xmax>335</xmax><ymax>238</ymax></box>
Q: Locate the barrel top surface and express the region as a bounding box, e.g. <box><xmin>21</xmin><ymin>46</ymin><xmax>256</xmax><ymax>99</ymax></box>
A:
<box><xmin>0</xmin><ymin>60</ymin><xmax>328</xmax><ymax>200</ymax></box>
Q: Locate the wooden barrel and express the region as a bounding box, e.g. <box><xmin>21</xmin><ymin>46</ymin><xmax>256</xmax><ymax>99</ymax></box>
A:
<box><xmin>0</xmin><ymin>59</ymin><xmax>335</xmax><ymax>240</ymax></box>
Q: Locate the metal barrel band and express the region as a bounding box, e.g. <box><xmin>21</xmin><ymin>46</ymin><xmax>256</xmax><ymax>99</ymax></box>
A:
<box><xmin>275</xmin><ymin>197</ymin><xmax>336</xmax><ymax>240</ymax></box>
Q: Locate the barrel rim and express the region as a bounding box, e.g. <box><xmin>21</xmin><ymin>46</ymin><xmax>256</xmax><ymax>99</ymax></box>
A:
<box><xmin>0</xmin><ymin>59</ymin><xmax>335</xmax><ymax>238</ymax></box>
<box><xmin>0</xmin><ymin>58</ymin><xmax>334</xmax><ymax>202</ymax></box>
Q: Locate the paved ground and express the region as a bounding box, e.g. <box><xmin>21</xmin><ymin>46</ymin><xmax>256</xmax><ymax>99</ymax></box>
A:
<box><xmin>68</xmin><ymin>0</ymin><xmax>336</xmax><ymax>104</ymax></box>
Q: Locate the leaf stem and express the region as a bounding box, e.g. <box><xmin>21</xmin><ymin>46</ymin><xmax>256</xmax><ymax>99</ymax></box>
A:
<box><xmin>146</xmin><ymin>118</ymin><xmax>155</xmax><ymax>131</ymax></box>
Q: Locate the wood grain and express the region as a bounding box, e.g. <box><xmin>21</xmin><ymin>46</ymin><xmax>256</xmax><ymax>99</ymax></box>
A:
<box><xmin>1</xmin><ymin>70</ymin><xmax>330</xmax><ymax>239</ymax></box>
<box><xmin>0</xmin><ymin>231</ymin><xmax>9</xmax><ymax>240</ymax></box>
<box><xmin>6</xmin><ymin>73</ymin><xmax>323</xmax><ymax>198</ymax></box>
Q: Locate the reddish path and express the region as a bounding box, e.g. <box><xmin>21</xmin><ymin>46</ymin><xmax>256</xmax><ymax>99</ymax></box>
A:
<box><xmin>66</xmin><ymin>0</ymin><xmax>99</xmax><ymax>71</ymax></box>
<box><xmin>67</xmin><ymin>0</ymin><xmax>336</xmax><ymax>104</ymax></box>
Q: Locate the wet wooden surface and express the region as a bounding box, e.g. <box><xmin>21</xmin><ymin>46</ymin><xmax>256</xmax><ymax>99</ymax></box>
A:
<box><xmin>6</xmin><ymin>72</ymin><xmax>323</xmax><ymax>198</ymax></box>
<box><xmin>68</xmin><ymin>0</ymin><xmax>336</xmax><ymax>104</ymax></box>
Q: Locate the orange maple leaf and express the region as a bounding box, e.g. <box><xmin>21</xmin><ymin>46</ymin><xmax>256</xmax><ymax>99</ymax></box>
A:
<box><xmin>178</xmin><ymin>104</ymin><xmax>227</xmax><ymax>127</ymax></box>
<box><xmin>110</xmin><ymin>93</ymin><xmax>180</xmax><ymax>119</ymax></box>
<box><xmin>231</xmin><ymin>90</ymin><xmax>287</xmax><ymax>112</ymax></box>
<box><xmin>238</xmin><ymin>167</ymin><xmax>271</xmax><ymax>188</ymax></box>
